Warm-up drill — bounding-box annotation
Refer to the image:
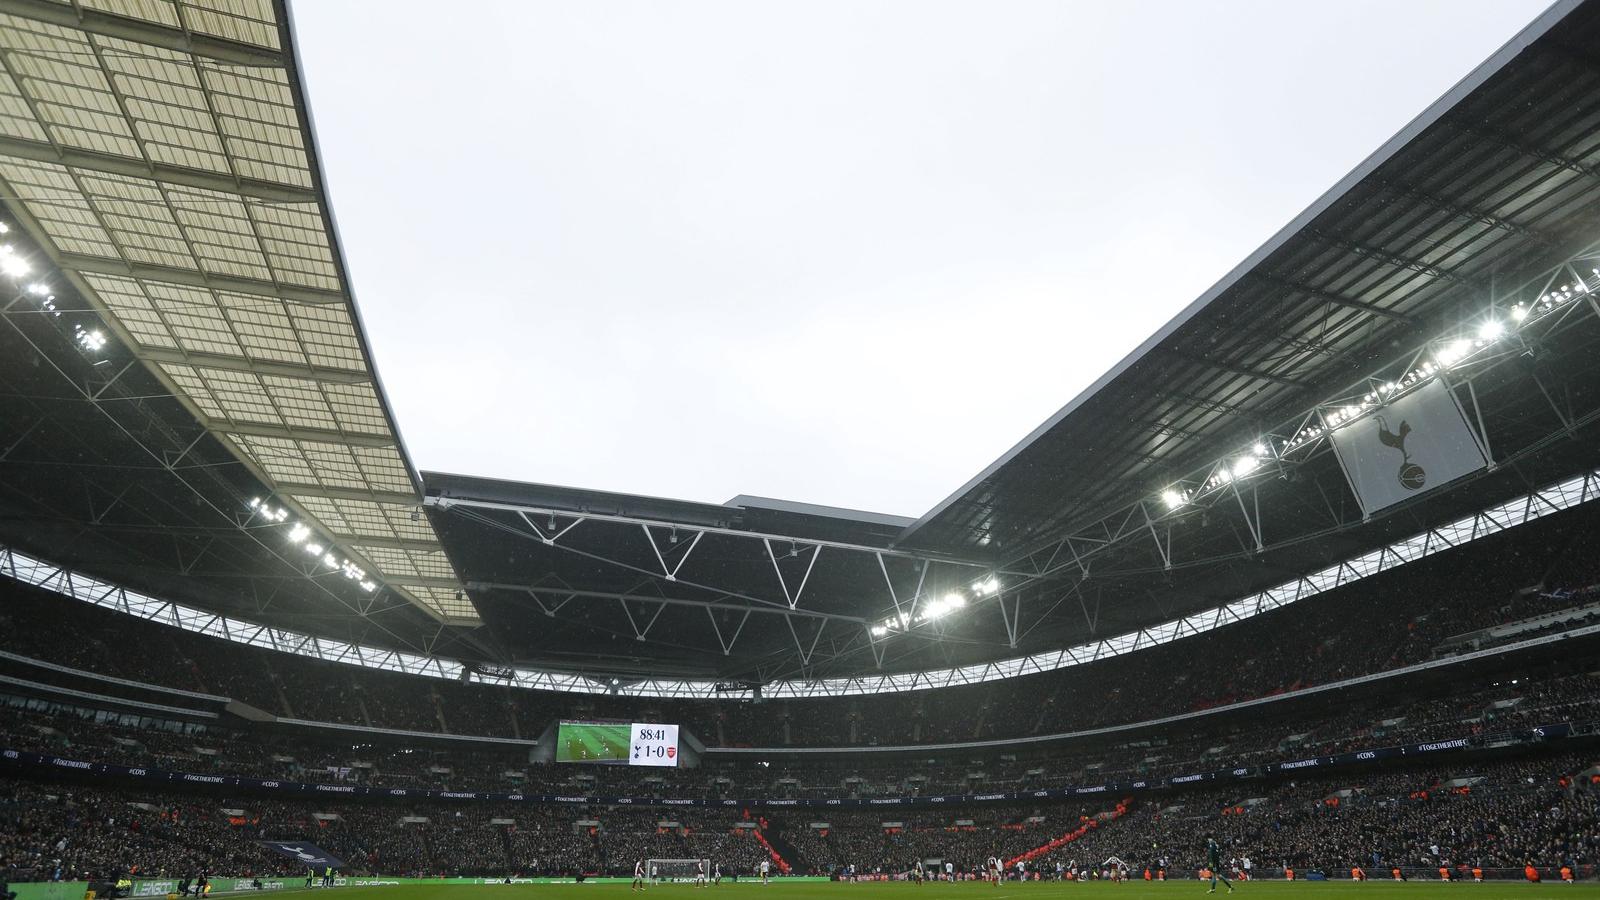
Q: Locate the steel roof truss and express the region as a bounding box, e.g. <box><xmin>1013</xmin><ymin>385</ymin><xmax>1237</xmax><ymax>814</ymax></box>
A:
<box><xmin>643</xmin><ymin>523</ymin><xmax>702</xmax><ymax>582</ymax></box>
<box><xmin>704</xmin><ymin>605</ymin><xmax>751</xmax><ymax>657</ymax></box>
<box><xmin>764</xmin><ymin>538</ymin><xmax>819</xmax><ymax>609</ymax></box>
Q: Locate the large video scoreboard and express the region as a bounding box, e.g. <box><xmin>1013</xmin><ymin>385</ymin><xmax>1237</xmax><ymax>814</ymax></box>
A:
<box><xmin>555</xmin><ymin>721</ymin><xmax>680</xmax><ymax>766</ymax></box>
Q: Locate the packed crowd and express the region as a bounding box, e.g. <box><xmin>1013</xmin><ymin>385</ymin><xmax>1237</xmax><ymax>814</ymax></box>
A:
<box><xmin>1038</xmin><ymin>752</ymin><xmax>1600</xmax><ymax>878</ymax></box>
<box><xmin>2</xmin><ymin>746</ymin><xmax>1594</xmax><ymax>883</ymax></box>
<box><xmin>5</xmin><ymin>503</ymin><xmax>1598</xmax><ymax>750</ymax></box>
<box><xmin>0</xmin><ymin>777</ymin><xmax>781</xmax><ymax>881</ymax></box>
<box><xmin>4</xmin><ymin>659</ymin><xmax>1597</xmax><ymax>803</ymax></box>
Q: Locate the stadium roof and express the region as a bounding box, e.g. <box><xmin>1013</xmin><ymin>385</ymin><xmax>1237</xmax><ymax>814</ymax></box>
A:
<box><xmin>899</xmin><ymin>0</ymin><xmax>1600</xmax><ymax>560</ymax></box>
<box><xmin>0</xmin><ymin>0</ymin><xmax>471</xmax><ymax>624</ymax></box>
<box><xmin>423</xmin><ymin>0</ymin><xmax>1600</xmax><ymax>680</ymax></box>
<box><xmin>3</xmin><ymin>0</ymin><xmax>1600</xmax><ymax>686</ymax></box>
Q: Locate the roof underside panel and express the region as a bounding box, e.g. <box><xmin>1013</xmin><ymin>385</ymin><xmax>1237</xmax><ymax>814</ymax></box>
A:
<box><xmin>901</xmin><ymin>0</ymin><xmax>1600</xmax><ymax>560</ymax></box>
<box><xmin>0</xmin><ymin>0</ymin><xmax>473</xmax><ymax>622</ymax></box>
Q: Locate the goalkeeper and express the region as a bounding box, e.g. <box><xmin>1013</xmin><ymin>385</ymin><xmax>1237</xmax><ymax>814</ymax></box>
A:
<box><xmin>1205</xmin><ymin>838</ymin><xmax>1234</xmax><ymax>894</ymax></box>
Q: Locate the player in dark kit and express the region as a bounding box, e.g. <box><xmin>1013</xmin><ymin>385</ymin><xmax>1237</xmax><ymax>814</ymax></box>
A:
<box><xmin>1205</xmin><ymin>838</ymin><xmax>1233</xmax><ymax>894</ymax></box>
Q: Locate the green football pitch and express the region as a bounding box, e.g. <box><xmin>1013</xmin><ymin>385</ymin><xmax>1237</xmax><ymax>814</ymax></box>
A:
<box><xmin>555</xmin><ymin>723</ymin><xmax>631</xmax><ymax>763</ymax></box>
<box><xmin>264</xmin><ymin>880</ymin><xmax>1600</xmax><ymax>900</ymax></box>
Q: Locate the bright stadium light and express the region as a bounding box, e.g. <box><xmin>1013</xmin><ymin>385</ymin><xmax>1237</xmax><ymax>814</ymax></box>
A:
<box><xmin>72</xmin><ymin>324</ymin><xmax>106</xmax><ymax>352</ymax></box>
<box><xmin>1478</xmin><ymin>318</ymin><xmax>1505</xmax><ymax>341</ymax></box>
<box><xmin>1161</xmin><ymin>488</ymin><xmax>1186</xmax><ymax>510</ymax></box>
<box><xmin>0</xmin><ymin>246</ymin><xmax>27</xmax><ymax>278</ymax></box>
<box><xmin>1435</xmin><ymin>339</ymin><xmax>1473</xmax><ymax>366</ymax></box>
<box><xmin>26</xmin><ymin>282</ymin><xmax>47</xmax><ymax>296</ymax></box>
<box><xmin>870</xmin><ymin>625</ymin><xmax>888</xmax><ymax>637</ymax></box>
<box><xmin>304</xmin><ymin>542</ymin><xmax>324</xmax><ymax>555</ymax></box>
<box><xmin>287</xmin><ymin>523</ymin><xmax>311</xmax><ymax>543</ymax></box>
<box><xmin>1511</xmin><ymin>304</ymin><xmax>1529</xmax><ymax>321</ymax></box>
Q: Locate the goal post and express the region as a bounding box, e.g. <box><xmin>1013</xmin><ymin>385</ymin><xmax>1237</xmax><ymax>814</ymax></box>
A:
<box><xmin>647</xmin><ymin>859</ymin><xmax>712</xmax><ymax>882</ymax></box>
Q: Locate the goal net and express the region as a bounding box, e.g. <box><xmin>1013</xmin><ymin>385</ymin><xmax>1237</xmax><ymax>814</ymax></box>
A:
<box><xmin>647</xmin><ymin>859</ymin><xmax>711</xmax><ymax>882</ymax></box>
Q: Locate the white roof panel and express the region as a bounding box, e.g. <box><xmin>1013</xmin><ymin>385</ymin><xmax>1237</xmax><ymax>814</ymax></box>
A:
<box><xmin>0</xmin><ymin>0</ymin><xmax>472</xmax><ymax>621</ymax></box>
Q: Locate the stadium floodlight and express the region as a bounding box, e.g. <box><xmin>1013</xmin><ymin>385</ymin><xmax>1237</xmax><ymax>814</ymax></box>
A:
<box><xmin>304</xmin><ymin>542</ymin><xmax>324</xmax><ymax>555</ymax></box>
<box><xmin>1161</xmin><ymin>488</ymin><xmax>1186</xmax><ymax>510</ymax></box>
<box><xmin>359</xmin><ymin>580</ymin><xmax>377</xmax><ymax>593</ymax></box>
<box><xmin>0</xmin><ymin>221</ymin><xmax>9</xmax><ymax>233</ymax></box>
<box><xmin>1435</xmin><ymin>339</ymin><xmax>1472</xmax><ymax>366</ymax></box>
<box><xmin>0</xmin><ymin>245</ymin><xmax>27</xmax><ymax>278</ymax></box>
<box><xmin>26</xmin><ymin>282</ymin><xmax>47</xmax><ymax>295</ymax></box>
<box><xmin>321</xmin><ymin>553</ymin><xmax>337</xmax><ymax>567</ymax></box>
<box><xmin>972</xmin><ymin>576</ymin><xmax>1001</xmax><ymax>596</ymax></box>
<box><xmin>250</xmin><ymin>497</ymin><xmax>262</xmax><ymax>508</ymax></box>
<box><xmin>1231</xmin><ymin>457</ymin><xmax>1259</xmax><ymax>478</ymax></box>
<box><xmin>1478</xmin><ymin>319</ymin><xmax>1505</xmax><ymax>341</ymax></box>
<box><xmin>870</xmin><ymin>624</ymin><xmax>888</xmax><ymax>637</ymax></box>
<box><xmin>72</xmin><ymin>325</ymin><xmax>106</xmax><ymax>351</ymax></box>
<box><xmin>1251</xmin><ymin>441</ymin><xmax>1267</xmax><ymax>456</ymax></box>
<box><xmin>1511</xmin><ymin>304</ymin><xmax>1529</xmax><ymax>321</ymax></box>
<box><xmin>287</xmin><ymin>523</ymin><xmax>311</xmax><ymax>543</ymax></box>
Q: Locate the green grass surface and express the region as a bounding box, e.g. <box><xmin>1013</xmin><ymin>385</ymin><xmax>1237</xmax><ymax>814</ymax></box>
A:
<box><xmin>283</xmin><ymin>879</ymin><xmax>1600</xmax><ymax>900</ymax></box>
<box><xmin>554</xmin><ymin>723</ymin><xmax>631</xmax><ymax>763</ymax></box>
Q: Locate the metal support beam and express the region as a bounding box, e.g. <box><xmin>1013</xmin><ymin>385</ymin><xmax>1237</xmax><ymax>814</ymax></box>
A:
<box><xmin>765</xmin><ymin>539</ymin><xmax>820</xmax><ymax>609</ymax></box>
<box><xmin>275</xmin><ymin>484</ymin><xmax>420</xmax><ymax>505</ymax></box>
<box><xmin>705</xmin><ymin>606</ymin><xmax>751</xmax><ymax>656</ymax></box>
<box><xmin>0</xmin><ymin>134</ymin><xmax>312</xmax><ymax>203</ymax></box>
<box><xmin>1312</xmin><ymin>232</ymin><xmax>1468</xmax><ymax>284</ymax></box>
<box><xmin>52</xmin><ymin>252</ymin><xmax>346</xmax><ymax>306</ymax></box>
<box><xmin>136</xmin><ymin>347</ymin><xmax>371</xmax><ymax>385</ymax></box>
<box><xmin>618</xmin><ymin>598</ymin><xmax>665</xmax><ymax>642</ymax></box>
<box><xmin>1231</xmin><ymin>483</ymin><xmax>1264</xmax><ymax>553</ymax></box>
<box><xmin>515</xmin><ymin>511</ymin><xmax>585</xmax><ymax>546</ymax></box>
<box><xmin>476</xmin><ymin>583</ymin><xmax>868</xmax><ymax>623</ymax></box>
<box><xmin>1254</xmin><ymin>273</ymin><xmax>1417</xmax><ymax>323</ymax></box>
<box><xmin>1163</xmin><ymin>348</ymin><xmax>1310</xmax><ymax>389</ymax></box>
<box><xmin>996</xmin><ymin>589</ymin><xmax>1019</xmax><ymax>649</ymax></box>
<box><xmin>217</xmin><ymin>421</ymin><xmax>397</xmax><ymax>449</ymax></box>
<box><xmin>643</xmin><ymin>525</ymin><xmax>703</xmax><ymax>582</ymax></box>
<box><xmin>428</xmin><ymin>494</ymin><xmax>1002</xmax><ymax>572</ymax></box>
<box><xmin>784</xmin><ymin>616</ymin><xmax>826</xmax><ymax>668</ymax></box>
<box><xmin>1138</xmin><ymin>502</ymin><xmax>1173</xmax><ymax>569</ymax></box>
<box><xmin>345</xmin><ymin>535</ymin><xmax>452</xmax><ymax>552</ymax></box>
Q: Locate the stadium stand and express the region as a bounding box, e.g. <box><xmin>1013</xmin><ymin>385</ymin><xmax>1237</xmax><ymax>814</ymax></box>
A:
<box><xmin>4</xmin><ymin>0</ymin><xmax>1600</xmax><ymax>889</ymax></box>
<box><xmin>2</xmin><ymin>750</ymin><xmax>1596</xmax><ymax>881</ymax></box>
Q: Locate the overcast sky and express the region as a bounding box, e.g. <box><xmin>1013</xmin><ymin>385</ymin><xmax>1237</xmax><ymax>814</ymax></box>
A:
<box><xmin>292</xmin><ymin>0</ymin><xmax>1551</xmax><ymax>519</ymax></box>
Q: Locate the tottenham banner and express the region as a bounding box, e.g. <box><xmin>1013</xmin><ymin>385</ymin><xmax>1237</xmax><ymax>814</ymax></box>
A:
<box><xmin>1327</xmin><ymin>379</ymin><xmax>1488</xmax><ymax>516</ymax></box>
<box><xmin>261</xmin><ymin>841</ymin><xmax>345</xmax><ymax>869</ymax></box>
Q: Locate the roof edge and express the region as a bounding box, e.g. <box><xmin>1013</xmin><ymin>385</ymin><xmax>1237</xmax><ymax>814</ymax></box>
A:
<box><xmin>896</xmin><ymin>0</ymin><xmax>1582</xmax><ymax>546</ymax></box>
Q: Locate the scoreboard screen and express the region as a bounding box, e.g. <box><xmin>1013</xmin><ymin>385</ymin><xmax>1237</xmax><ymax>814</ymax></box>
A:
<box><xmin>556</xmin><ymin>721</ymin><xmax>679</xmax><ymax>766</ymax></box>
